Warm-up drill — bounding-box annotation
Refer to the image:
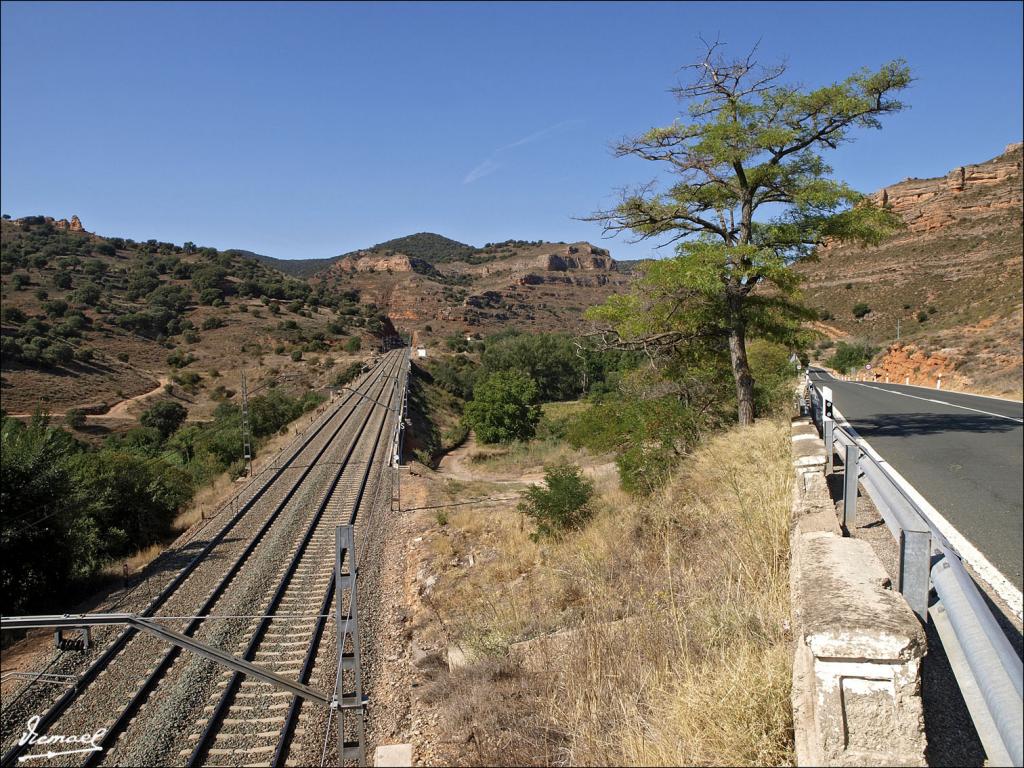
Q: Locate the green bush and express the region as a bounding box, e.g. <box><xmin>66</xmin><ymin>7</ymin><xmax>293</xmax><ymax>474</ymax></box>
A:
<box><xmin>332</xmin><ymin>361</ymin><xmax>364</xmax><ymax>389</ymax></box>
<box><xmin>517</xmin><ymin>462</ymin><xmax>594</xmax><ymax>539</ymax></box>
<box><xmin>748</xmin><ymin>340</ymin><xmax>798</xmax><ymax>417</ymax></box>
<box><xmin>1</xmin><ymin>306</ymin><xmax>26</xmax><ymax>324</ymax></box>
<box><xmin>344</xmin><ymin>336</ymin><xmax>361</xmax><ymax>353</ymax></box>
<box><xmin>65</xmin><ymin>408</ymin><xmax>87</xmax><ymax>430</ymax></box>
<box><xmin>852</xmin><ymin>302</ymin><xmax>871</xmax><ymax>319</ymax></box>
<box><xmin>917</xmin><ymin>310</ymin><xmax>928</xmax><ymax>323</ymax></box>
<box><xmin>464</xmin><ymin>370</ymin><xmax>541</xmax><ymax>444</ymax></box>
<box><xmin>140</xmin><ymin>400</ymin><xmax>188</xmax><ymax>440</ymax></box>
<box><xmin>566</xmin><ymin>394</ymin><xmax>703</xmax><ymax>495</ymax></box>
<box><xmin>828</xmin><ymin>342</ymin><xmax>877</xmax><ymax>372</ymax></box>
<box><xmin>167</xmin><ymin>349</ymin><xmax>196</xmax><ymax>368</ymax></box>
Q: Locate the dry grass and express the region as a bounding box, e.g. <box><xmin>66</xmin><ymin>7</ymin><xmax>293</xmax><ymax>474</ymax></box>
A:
<box><xmin>466</xmin><ymin>438</ymin><xmax>590</xmax><ymax>475</ymax></box>
<box><xmin>425</xmin><ymin>419</ymin><xmax>794</xmax><ymax>766</ymax></box>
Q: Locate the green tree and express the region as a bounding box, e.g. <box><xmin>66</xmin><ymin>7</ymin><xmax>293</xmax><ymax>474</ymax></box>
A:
<box><xmin>517</xmin><ymin>462</ymin><xmax>595</xmax><ymax>539</ymax></box>
<box><xmin>0</xmin><ymin>415</ymin><xmax>97</xmax><ymax>614</ymax></box>
<box><xmin>586</xmin><ymin>43</ymin><xmax>910</xmax><ymax>424</ymax></box>
<box><xmin>828</xmin><ymin>341</ymin><xmax>876</xmax><ymax>372</ymax></box>
<box><xmin>464</xmin><ymin>370</ymin><xmax>541</xmax><ymax>444</ymax></box>
<box><xmin>140</xmin><ymin>400</ymin><xmax>188</xmax><ymax>440</ymax></box>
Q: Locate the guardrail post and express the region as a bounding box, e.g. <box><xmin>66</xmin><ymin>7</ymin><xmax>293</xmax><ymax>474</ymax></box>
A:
<box><xmin>899</xmin><ymin>529</ymin><xmax>931</xmax><ymax>621</ymax></box>
<box><xmin>842</xmin><ymin>444</ymin><xmax>859</xmax><ymax>529</ymax></box>
<box><xmin>823</xmin><ymin>420</ymin><xmax>834</xmax><ymax>474</ymax></box>
<box><xmin>821</xmin><ymin>386</ymin><xmax>834</xmax><ymax>473</ymax></box>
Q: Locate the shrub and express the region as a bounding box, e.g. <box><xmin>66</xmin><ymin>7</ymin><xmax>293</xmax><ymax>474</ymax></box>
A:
<box><xmin>43</xmin><ymin>299</ymin><xmax>68</xmax><ymax>317</ymax></box>
<box><xmin>332</xmin><ymin>361</ymin><xmax>364</xmax><ymax>389</ymax></box>
<box><xmin>517</xmin><ymin>462</ymin><xmax>594</xmax><ymax>539</ymax></box>
<box><xmin>11</xmin><ymin>273</ymin><xmax>29</xmax><ymax>290</ymax></box>
<box><xmin>1</xmin><ymin>306</ymin><xmax>26</xmax><ymax>324</ymax></box>
<box><xmin>200</xmin><ymin>316</ymin><xmax>225</xmax><ymax>331</ymax></box>
<box><xmin>42</xmin><ymin>343</ymin><xmax>74</xmax><ymax>367</ymax></box>
<box><xmin>290</xmin><ymin>349</ymin><xmax>303</xmax><ymax>361</ymax></box>
<box><xmin>64</xmin><ymin>409</ymin><xmax>87</xmax><ymax>430</ymax></box>
<box><xmin>852</xmin><ymin>302</ymin><xmax>871</xmax><ymax>318</ymax></box>
<box><xmin>917</xmin><ymin>310</ymin><xmax>928</xmax><ymax>323</ymax></box>
<box><xmin>828</xmin><ymin>342</ymin><xmax>876</xmax><ymax>372</ymax></box>
<box><xmin>167</xmin><ymin>349</ymin><xmax>196</xmax><ymax>368</ymax></box>
<box><xmin>344</xmin><ymin>337</ymin><xmax>361</xmax><ymax>353</ymax></box>
<box><xmin>464</xmin><ymin>370</ymin><xmax>541</xmax><ymax>444</ymax></box>
<box><xmin>567</xmin><ymin>394</ymin><xmax>703</xmax><ymax>495</ymax></box>
<box><xmin>73</xmin><ymin>282</ymin><xmax>102</xmax><ymax>305</ymax></box>
<box><xmin>140</xmin><ymin>401</ymin><xmax>188</xmax><ymax>440</ymax></box>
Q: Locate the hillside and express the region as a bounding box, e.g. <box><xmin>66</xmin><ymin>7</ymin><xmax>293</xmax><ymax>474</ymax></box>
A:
<box><xmin>0</xmin><ymin>216</ymin><xmax>391</xmax><ymax>421</ymax></box>
<box><xmin>313</xmin><ymin>238</ymin><xmax>631</xmax><ymax>341</ymax></box>
<box><xmin>799</xmin><ymin>142</ymin><xmax>1023</xmax><ymax>395</ymax></box>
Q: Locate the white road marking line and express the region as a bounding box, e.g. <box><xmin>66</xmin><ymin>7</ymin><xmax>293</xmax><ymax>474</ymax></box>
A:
<box><xmin>832</xmin><ymin>404</ymin><xmax>1023</xmax><ymax>619</ymax></box>
<box><xmin>847</xmin><ymin>383</ymin><xmax>1024</xmax><ymax>423</ymax></box>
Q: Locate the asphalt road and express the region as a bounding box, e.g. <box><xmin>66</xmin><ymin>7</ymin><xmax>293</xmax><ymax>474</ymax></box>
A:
<box><xmin>807</xmin><ymin>369</ymin><xmax>1024</xmax><ymax>592</ymax></box>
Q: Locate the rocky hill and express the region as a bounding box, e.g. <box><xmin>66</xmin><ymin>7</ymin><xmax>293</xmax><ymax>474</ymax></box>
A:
<box><xmin>0</xmin><ymin>216</ymin><xmax>390</xmax><ymax>421</ymax></box>
<box><xmin>799</xmin><ymin>142</ymin><xmax>1023</xmax><ymax>395</ymax></box>
<box><xmin>313</xmin><ymin>238</ymin><xmax>631</xmax><ymax>339</ymax></box>
<box><xmin>1</xmin><ymin>217</ymin><xmax>635</xmax><ymax>419</ymax></box>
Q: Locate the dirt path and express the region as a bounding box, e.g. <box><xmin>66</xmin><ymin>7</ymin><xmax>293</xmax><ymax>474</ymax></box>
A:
<box><xmin>438</xmin><ymin>434</ymin><xmax>615</xmax><ymax>486</ymax></box>
<box><xmin>436</xmin><ymin>435</ymin><xmax>538</xmax><ymax>484</ymax></box>
<box><xmin>5</xmin><ymin>374</ymin><xmax>168</xmax><ymax>421</ymax></box>
<box><xmin>100</xmin><ymin>375</ymin><xmax>169</xmax><ymax>418</ymax></box>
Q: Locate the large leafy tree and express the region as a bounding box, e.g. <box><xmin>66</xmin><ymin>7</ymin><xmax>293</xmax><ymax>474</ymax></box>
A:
<box><xmin>464</xmin><ymin>370</ymin><xmax>541</xmax><ymax>444</ymax></box>
<box><xmin>587</xmin><ymin>43</ymin><xmax>911</xmax><ymax>424</ymax></box>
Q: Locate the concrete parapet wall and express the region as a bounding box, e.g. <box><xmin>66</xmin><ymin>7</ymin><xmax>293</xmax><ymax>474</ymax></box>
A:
<box><xmin>790</xmin><ymin>417</ymin><xmax>927</xmax><ymax>766</ymax></box>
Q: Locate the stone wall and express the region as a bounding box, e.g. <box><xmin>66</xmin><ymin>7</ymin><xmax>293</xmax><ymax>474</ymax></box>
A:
<box><xmin>789</xmin><ymin>412</ymin><xmax>927</xmax><ymax>766</ymax></box>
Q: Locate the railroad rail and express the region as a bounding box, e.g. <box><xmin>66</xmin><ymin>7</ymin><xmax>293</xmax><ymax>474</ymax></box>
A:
<box><xmin>1</xmin><ymin>350</ymin><xmax>408</xmax><ymax>767</ymax></box>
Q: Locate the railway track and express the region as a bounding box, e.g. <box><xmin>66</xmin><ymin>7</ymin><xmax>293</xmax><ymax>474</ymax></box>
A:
<box><xmin>1</xmin><ymin>350</ymin><xmax>408</xmax><ymax>767</ymax></box>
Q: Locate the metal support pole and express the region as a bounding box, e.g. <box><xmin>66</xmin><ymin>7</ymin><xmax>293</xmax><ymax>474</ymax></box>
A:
<box><xmin>335</xmin><ymin>525</ymin><xmax>365</xmax><ymax>766</ymax></box>
<box><xmin>899</xmin><ymin>529</ymin><xmax>931</xmax><ymax>621</ymax></box>
<box><xmin>842</xmin><ymin>443</ymin><xmax>860</xmax><ymax>530</ymax></box>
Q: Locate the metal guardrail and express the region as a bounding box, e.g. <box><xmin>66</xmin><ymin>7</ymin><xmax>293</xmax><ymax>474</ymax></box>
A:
<box><xmin>803</xmin><ymin>377</ymin><xmax>1023</xmax><ymax>767</ymax></box>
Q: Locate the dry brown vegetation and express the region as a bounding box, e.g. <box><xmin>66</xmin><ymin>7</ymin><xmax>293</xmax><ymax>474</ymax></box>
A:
<box><xmin>409</xmin><ymin>420</ymin><xmax>793</xmax><ymax>766</ymax></box>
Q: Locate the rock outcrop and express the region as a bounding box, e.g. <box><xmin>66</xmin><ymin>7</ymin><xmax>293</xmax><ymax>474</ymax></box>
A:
<box><xmin>539</xmin><ymin>243</ymin><xmax>614</xmax><ymax>271</ymax></box>
<box><xmin>16</xmin><ymin>214</ymin><xmax>86</xmax><ymax>232</ymax></box>
<box><xmin>867</xmin><ymin>143</ymin><xmax>1022</xmax><ymax>234</ymax></box>
<box><xmin>333</xmin><ymin>252</ymin><xmax>439</xmax><ymax>277</ymax></box>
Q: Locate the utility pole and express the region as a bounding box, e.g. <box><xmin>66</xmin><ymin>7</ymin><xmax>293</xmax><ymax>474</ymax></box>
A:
<box><xmin>240</xmin><ymin>371</ymin><xmax>253</xmax><ymax>478</ymax></box>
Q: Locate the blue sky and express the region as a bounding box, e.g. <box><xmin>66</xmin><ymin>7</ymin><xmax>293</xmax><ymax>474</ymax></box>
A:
<box><xmin>2</xmin><ymin>1</ymin><xmax>1022</xmax><ymax>262</ymax></box>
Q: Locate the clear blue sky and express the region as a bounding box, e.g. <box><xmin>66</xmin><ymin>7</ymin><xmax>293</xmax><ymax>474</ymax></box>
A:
<box><xmin>2</xmin><ymin>1</ymin><xmax>1022</xmax><ymax>262</ymax></box>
